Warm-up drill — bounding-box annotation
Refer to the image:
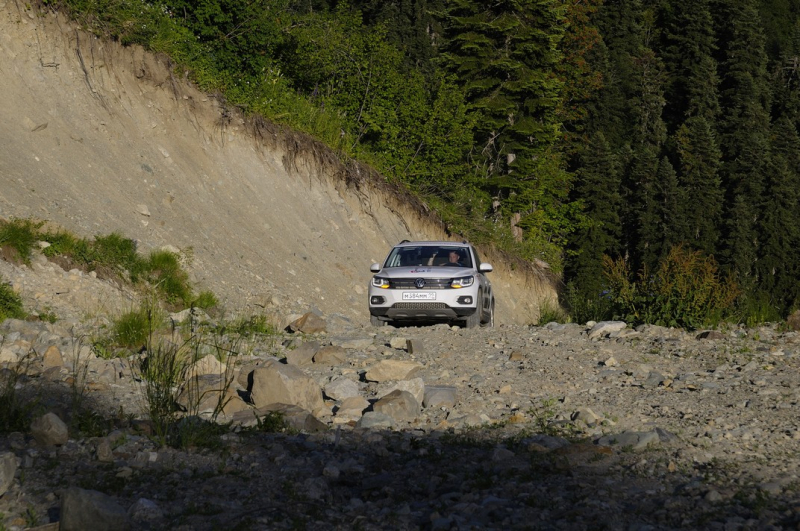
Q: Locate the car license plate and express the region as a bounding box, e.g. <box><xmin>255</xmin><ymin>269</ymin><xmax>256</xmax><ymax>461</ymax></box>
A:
<box><xmin>403</xmin><ymin>292</ymin><xmax>436</xmax><ymax>300</ymax></box>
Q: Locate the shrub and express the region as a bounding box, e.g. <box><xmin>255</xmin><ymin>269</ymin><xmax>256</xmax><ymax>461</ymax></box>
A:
<box><xmin>136</xmin><ymin>249</ymin><xmax>193</xmax><ymax>306</ymax></box>
<box><xmin>192</xmin><ymin>290</ymin><xmax>218</xmax><ymax>310</ymax></box>
<box><xmin>0</xmin><ymin>218</ymin><xmax>44</xmax><ymax>264</ymax></box>
<box><xmin>603</xmin><ymin>245</ymin><xmax>739</xmax><ymax>330</ymax></box>
<box><xmin>563</xmin><ymin>282</ymin><xmax>613</xmax><ymax>324</ymax></box>
<box><xmin>92</xmin><ymin>232</ymin><xmax>140</xmax><ymax>272</ymax></box>
<box><xmin>113</xmin><ymin>303</ymin><xmax>164</xmax><ymax>349</ymax></box>
<box><xmin>0</xmin><ymin>279</ymin><xmax>25</xmax><ymax>322</ymax></box>
<box><xmin>0</xmin><ymin>350</ymin><xmax>38</xmax><ymax>433</ymax></box>
<box><xmin>536</xmin><ymin>299</ymin><xmax>568</xmax><ymax>325</ymax></box>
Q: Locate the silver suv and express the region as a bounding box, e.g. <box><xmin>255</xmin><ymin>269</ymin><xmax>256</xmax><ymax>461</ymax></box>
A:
<box><xmin>368</xmin><ymin>241</ymin><xmax>494</xmax><ymax>328</ymax></box>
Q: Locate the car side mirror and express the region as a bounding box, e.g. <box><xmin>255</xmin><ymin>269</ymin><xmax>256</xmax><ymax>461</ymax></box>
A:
<box><xmin>370</xmin><ymin>263</ymin><xmax>381</xmax><ymax>272</ymax></box>
<box><xmin>479</xmin><ymin>263</ymin><xmax>493</xmax><ymax>273</ymax></box>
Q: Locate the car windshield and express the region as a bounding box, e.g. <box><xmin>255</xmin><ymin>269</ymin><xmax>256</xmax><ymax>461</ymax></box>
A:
<box><xmin>384</xmin><ymin>246</ymin><xmax>472</xmax><ymax>268</ymax></box>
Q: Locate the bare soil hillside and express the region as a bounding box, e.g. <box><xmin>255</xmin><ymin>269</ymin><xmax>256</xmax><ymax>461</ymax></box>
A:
<box><xmin>0</xmin><ymin>2</ymin><xmax>555</xmax><ymax>325</ymax></box>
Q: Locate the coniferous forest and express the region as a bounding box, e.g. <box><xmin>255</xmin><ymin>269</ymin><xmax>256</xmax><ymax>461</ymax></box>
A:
<box><xmin>48</xmin><ymin>0</ymin><xmax>800</xmax><ymax>326</ymax></box>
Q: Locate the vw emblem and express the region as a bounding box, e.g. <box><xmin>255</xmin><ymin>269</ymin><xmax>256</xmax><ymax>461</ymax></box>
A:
<box><xmin>414</xmin><ymin>278</ymin><xmax>426</xmax><ymax>289</ymax></box>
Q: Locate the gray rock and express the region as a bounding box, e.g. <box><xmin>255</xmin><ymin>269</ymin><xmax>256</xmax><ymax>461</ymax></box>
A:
<box><xmin>128</xmin><ymin>498</ymin><xmax>164</xmax><ymax>525</ymax></box>
<box><xmin>356</xmin><ymin>411</ymin><xmax>395</xmax><ymax>429</ymax></box>
<box><xmin>249</xmin><ymin>359</ymin><xmax>325</xmax><ymax>414</ymax></box>
<box><xmin>0</xmin><ymin>452</ymin><xmax>17</xmax><ymax>497</ymax></box>
<box><xmin>324</xmin><ymin>377</ymin><xmax>361</xmax><ymax>400</ymax></box>
<box><xmin>587</xmin><ymin>321</ymin><xmax>627</xmax><ymax>340</ymax></box>
<box><xmin>597</xmin><ymin>430</ymin><xmax>660</xmax><ymax>451</ymax></box>
<box><xmin>329</xmin><ymin>337</ymin><xmax>373</xmax><ymax>349</ymax></box>
<box><xmin>288</xmin><ymin>312</ymin><xmax>327</xmax><ymax>334</ymax></box>
<box><xmin>313</xmin><ymin>345</ymin><xmax>347</xmax><ymax>365</ymax></box>
<box><xmin>284</xmin><ymin>341</ymin><xmax>319</xmax><ymax>367</ymax></box>
<box><xmin>60</xmin><ymin>487</ymin><xmax>131</xmax><ymax>531</ymax></box>
<box><xmin>412</xmin><ymin>380</ymin><xmax>458</xmax><ymax>410</ymax></box>
<box><xmin>377</xmin><ymin>377</ymin><xmax>425</xmax><ymax>406</ymax></box>
<box><xmin>372</xmin><ymin>390</ymin><xmax>419</xmax><ymax>422</ymax></box>
<box><xmin>30</xmin><ymin>412</ymin><xmax>68</xmax><ymax>446</ymax></box>
<box><xmin>407</xmin><ymin>339</ymin><xmax>424</xmax><ymax>355</ymax></box>
<box><xmin>365</xmin><ymin>359</ymin><xmax>423</xmax><ymax>382</ymax></box>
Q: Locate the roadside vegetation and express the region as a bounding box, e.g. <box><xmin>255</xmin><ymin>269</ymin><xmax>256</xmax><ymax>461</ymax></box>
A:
<box><xmin>27</xmin><ymin>0</ymin><xmax>798</xmax><ymax>328</ymax></box>
<box><xmin>0</xmin><ymin>216</ymin><xmax>291</xmax><ymax>447</ymax></box>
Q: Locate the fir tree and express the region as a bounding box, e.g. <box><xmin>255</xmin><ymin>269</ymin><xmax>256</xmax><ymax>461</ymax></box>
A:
<box><xmin>653</xmin><ymin>156</ymin><xmax>684</xmax><ymax>261</ymax></box>
<box><xmin>756</xmin><ymin>116</ymin><xmax>800</xmax><ymax>312</ymax></box>
<box><xmin>657</xmin><ymin>0</ymin><xmax>720</xmax><ymax>125</ymax></box>
<box><xmin>438</xmin><ymin>0</ymin><xmax>571</xmax><ymax>254</ymax></box>
<box><xmin>674</xmin><ymin>116</ymin><xmax>723</xmax><ymax>256</ymax></box>
<box><xmin>713</xmin><ymin>0</ymin><xmax>772</xmax><ymax>281</ymax></box>
<box><xmin>565</xmin><ymin>131</ymin><xmax>621</xmax><ymax>297</ymax></box>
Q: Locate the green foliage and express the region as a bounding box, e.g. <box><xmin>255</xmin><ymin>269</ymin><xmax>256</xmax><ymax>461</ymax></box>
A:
<box><xmin>192</xmin><ymin>290</ymin><xmax>218</xmax><ymax>310</ymax></box>
<box><xmin>536</xmin><ymin>299</ymin><xmax>568</xmax><ymax>326</ymax></box>
<box><xmin>132</xmin><ymin>319</ymin><xmax>242</xmax><ymax>448</ymax></box>
<box><xmin>563</xmin><ymin>281</ymin><xmax>613</xmax><ymax>325</ymax></box>
<box><xmin>0</xmin><ymin>279</ymin><xmax>25</xmax><ymax>322</ymax></box>
<box><xmin>137</xmin><ymin>337</ymin><xmax>186</xmax><ymax>446</ymax></box>
<box><xmin>735</xmin><ymin>291</ymin><xmax>783</xmax><ymax>328</ymax></box>
<box><xmin>136</xmin><ymin>249</ymin><xmax>193</xmax><ymax>306</ymax></box>
<box><xmin>0</xmin><ymin>218</ymin><xmax>45</xmax><ymax>265</ymax></box>
<box><xmin>226</xmin><ymin>314</ymin><xmax>278</xmax><ymax>337</ymax></box>
<box><xmin>241</xmin><ymin>411</ymin><xmax>287</xmax><ymax>434</ymax></box>
<box><xmin>0</xmin><ymin>351</ymin><xmax>38</xmax><ymax>433</ymax></box>
<box><xmin>112</xmin><ymin>303</ymin><xmax>164</xmax><ymax>350</ymax></box>
<box><xmin>602</xmin><ymin>245</ymin><xmax>740</xmax><ymax>330</ymax></box>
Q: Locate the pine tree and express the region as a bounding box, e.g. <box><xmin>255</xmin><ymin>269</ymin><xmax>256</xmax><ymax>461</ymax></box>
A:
<box><xmin>565</xmin><ymin>131</ymin><xmax>621</xmax><ymax>297</ymax></box>
<box><xmin>657</xmin><ymin>0</ymin><xmax>720</xmax><ymax>125</ymax></box>
<box><xmin>626</xmin><ymin>144</ymin><xmax>661</xmax><ymax>272</ymax></box>
<box><xmin>674</xmin><ymin>116</ymin><xmax>723</xmax><ymax>256</ymax></box>
<box><xmin>438</xmin><ymin>0</ymin><xmax>572</xmax><ymax>254</ymax></box>
<box><xmin>591</xmin><ymin>0</ymin><xmax>647</xmax><ymax>149</ymax></box>
<box><xmin>653</xmin><ymin>156</ymin><xmax>684</xmax><ymax>260</ymax></box>
<box><xmin>557</xmin><ymin>0</ymin><xmax>605</xmax><ymax>156</ymax></box>
<box><xmin>756</xmin><ymin>116</ymin><xmax>800</xmax><ymax>312</ymax></box>
<box><xmin>713</xmin><ymin>0</ymin><xmax>772</xmax><ymax>281</ymax></box>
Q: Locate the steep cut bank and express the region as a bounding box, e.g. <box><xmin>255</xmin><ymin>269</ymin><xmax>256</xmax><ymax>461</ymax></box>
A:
<box><xmin>0</xmin><ymin>3</ymin><xmax>556</xmax><ymax>324</ymax></box>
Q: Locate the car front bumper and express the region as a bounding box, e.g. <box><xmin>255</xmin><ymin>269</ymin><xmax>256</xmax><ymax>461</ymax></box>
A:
<box><xmin>368</xmin><ymin>288</ymin><xmax>479</xmax><ymax>321</ymax></box>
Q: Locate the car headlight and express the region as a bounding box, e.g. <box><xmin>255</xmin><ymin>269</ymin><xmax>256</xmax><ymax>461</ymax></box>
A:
<box><xmin>451</xmin><ymin>276</ymin><xmax>474</xmax><ymax>288</ymax></box>
<box><xmin>372</xmin><ymin>277</ymin><xmax>390</xmax><ymax>289</ymax></box>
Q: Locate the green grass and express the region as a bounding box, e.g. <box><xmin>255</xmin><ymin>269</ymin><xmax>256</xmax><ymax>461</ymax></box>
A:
<box><xmin>0</xmin><ymin>350</ymin><xmax>39</xmax><ymax>434</ymax></box>
<box><xmin>0</xmin><ymin>216</ymin><xmax>220</xmax><ymax>322</ymax></box>
<box><xmin>0</xmin><ymin>278</ymin><xmax>25</xmax><ymax>322</ymax></box>
<box><xmin>0</xmin><ymin>218</ymin><xmax>44</xmax><ymax>265</ymax></box>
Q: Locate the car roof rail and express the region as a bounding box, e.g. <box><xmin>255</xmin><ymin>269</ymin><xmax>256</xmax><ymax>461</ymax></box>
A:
<box><xmin>399</xmin><ymin>239</ymin><xmax>410</xmax><ymax>244</ymax></box>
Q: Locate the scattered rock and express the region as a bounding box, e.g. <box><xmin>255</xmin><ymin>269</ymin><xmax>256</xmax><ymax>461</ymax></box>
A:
<box><xmin>60</xmin><ymin>487</ymin><xmax>131</xmax><ymax>531</ymax></box>
<box><xmin>30</xmin><ymin>412</ymin><xmax>69</xmax><ymax>446</ymax></box>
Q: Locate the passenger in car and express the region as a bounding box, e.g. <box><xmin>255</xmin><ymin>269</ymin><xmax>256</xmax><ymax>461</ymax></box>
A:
<box><xmin>446</xmin><ymin>250</ymin><xmax>464</xmax><ymax>267</ymax></box>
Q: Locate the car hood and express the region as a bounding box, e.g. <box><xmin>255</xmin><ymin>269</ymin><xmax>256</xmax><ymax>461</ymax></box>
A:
<box><xmin>375</xmin><ymin>267</ymin><xmax>477</xmax><ymax>278</ymax></box>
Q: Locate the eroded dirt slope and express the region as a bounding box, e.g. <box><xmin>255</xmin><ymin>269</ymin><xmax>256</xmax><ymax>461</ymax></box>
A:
<box><xmin>0</xmin><ymin>2</ymin><xmax>555</xmax><ymax>325</ymax></box>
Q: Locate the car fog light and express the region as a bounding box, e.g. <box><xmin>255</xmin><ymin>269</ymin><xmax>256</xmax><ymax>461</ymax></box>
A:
<box><xmin>457</xmin><ymin>296</ymin><xmax>473</xmax><ymax>304</ymax></box>
<box><xmin>371</xmin><ymin>296</ymin><xmax>386</xmax><ymax>305</ymax></box>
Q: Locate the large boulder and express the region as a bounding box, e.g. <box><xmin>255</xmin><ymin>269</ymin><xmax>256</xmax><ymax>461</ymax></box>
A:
<box><xmin>60</xmin><ymin>487</ymin><xmax>131</xmax><ymax>531</ymax></box>
<box><xmin>30</xmin><ymin>412</ymin><xmax>69</xmax><ymax>446</ymax></box>
<box><xmin>248</xmin><ymin>359</ymin><xmax>325</xmax><ymax>415</ymax></box>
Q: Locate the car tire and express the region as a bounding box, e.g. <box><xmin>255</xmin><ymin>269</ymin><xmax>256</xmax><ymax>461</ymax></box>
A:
<box><xmin>481</xmin><ymin>299</ymin><xmax>494</xmax><ymax>328</ymax></box>
<box><xmin>370</xmin><ymin>315</ymin><xmax>387</xmax><ymax>327</ymax></box>
<box><xmin>463</xmin><ymin>308</ymin><xmax>481</xmax><ymax>329</ymax></box>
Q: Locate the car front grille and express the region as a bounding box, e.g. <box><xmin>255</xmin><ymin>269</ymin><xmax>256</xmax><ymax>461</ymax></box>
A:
<box><xmin>390</xmin><ymin>278</ymin><xmax>451</xmax><ymax>289</ymax></box>
<box><xmin>393</xmin><ymin>302</ymin><xmax>448</xmax><ymax>310</ymax></box>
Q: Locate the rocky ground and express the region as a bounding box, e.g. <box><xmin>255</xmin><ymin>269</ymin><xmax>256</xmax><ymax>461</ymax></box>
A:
<box><xmin>1</xmin><ymin>253</ymin><xmax>800</xmax><ymax>531</ymax></box>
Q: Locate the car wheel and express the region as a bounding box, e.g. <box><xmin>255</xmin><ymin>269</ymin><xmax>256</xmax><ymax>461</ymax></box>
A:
<box><xmin>370</xmin><ymin>315</ymin><xmax>387</xmax><ymax>327</ymax></box>
<box><xmin>481</xmin><ymin>299</ymin><xmax>495</xmax><ymax>328</ymax></box>
<box><xmin>463</xmin><ymin>309</ymin><xmax>481</xmax><ymax>329</ymax></box>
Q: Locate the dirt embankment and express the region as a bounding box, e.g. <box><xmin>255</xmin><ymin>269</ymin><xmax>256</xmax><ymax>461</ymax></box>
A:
<box><xmin>0</xmin><ymin>2</ymin><xmax>556</xmax><ymax>325</ymax></box>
